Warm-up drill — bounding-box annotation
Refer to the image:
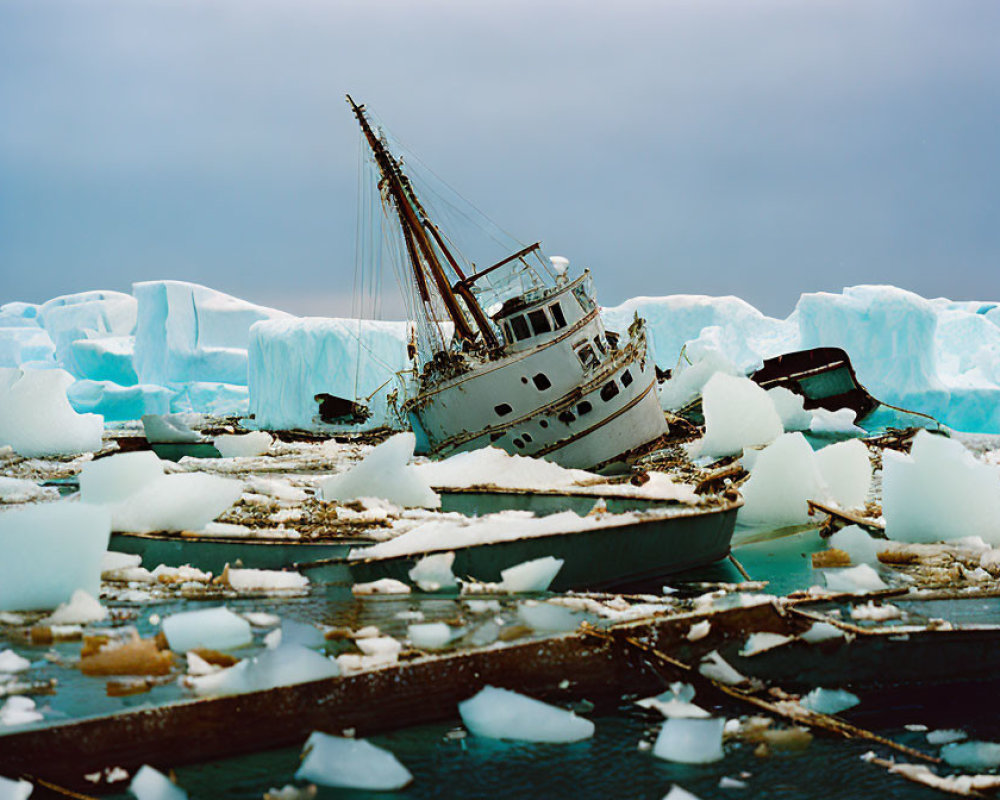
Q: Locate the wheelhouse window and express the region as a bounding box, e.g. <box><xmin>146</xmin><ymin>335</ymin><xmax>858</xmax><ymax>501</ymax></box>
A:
<box><xmin>593</xmin><ymin>336</ymin><xmax>607</xmax><ymax>356</ymax></box>
<box><xmin>502</xmin><ymin>321</ymin><xmax>513</xmax><ymax>343</ymax></box>
<box><xmin>532</xmin><ymin>373</ymin><xmax>552</xmax><ymax>391</ymax></box>
<box><xmin>600</xmin><ymin>381</ymin><xmax>619</xmax><ymax>402</ymax></box>
<box><xmin>549</xmin><ymin>302</ymin><xmax>567</xmax><ymax>329</ymax></box>
<box><xmin>528</xmin><ymin>309</ymin><xmax>551</xmax><ymax>335</ymax></box>
<box><xmin>621</xmin><ymin>369</ymin><xmax>633</xmax><ymax>387</ymax></box>
<box><xmin>575</xmin><ymin>343</ymin><xmax>598</xmax><ymax>369</ymax></box>
<box><xmin>510</xmin><ymin>315</ymin><xmax>531</xmax><ymax>341</ymax></box>
<box><xmin>573</xmin><ymin>284</ymin><xmax>596</xmax><ymax>313</ymax></box>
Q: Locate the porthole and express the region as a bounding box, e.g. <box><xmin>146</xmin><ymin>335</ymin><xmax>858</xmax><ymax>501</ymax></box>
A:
<box><xmin>522</xmin><ymin>432</ymin><xmax>533</xmax><ymax>443</ymax></box>
<box><xmin>621</xmin><ymin>369</ymin><xmax>633</xmax><ymax>387</ymax></box>
<box><xmin>540</xmin><ymin>420</ymin><xmax>549</xmax><ymax>428</ymax></box>
<box><xmin>494</xmin><ymin>403</ymin><xmax>513</xmax><ymax>417</ymax></box>
<box><xmin>577</xmin><ymin>400</ymin><xmax>593</xmax><ymax>415</ymax></box>
<box><xmin>532</xmin><ymin>373</ymin><xmax>552</xmax><ymax>391</ymax></box>
<box><xmin>600</xmin><ymin>382</ymin><xmax>619</xmax><ymax>402</ymax></box>
<box><xmin>513</xmin><ymin>438</ymin><xmax>525</xmax><ymax>449</ymax></box>
<box><xmin>558</xmin><ymin>410</ymin><xmax>576</xmax><ymax>424</ymax></box>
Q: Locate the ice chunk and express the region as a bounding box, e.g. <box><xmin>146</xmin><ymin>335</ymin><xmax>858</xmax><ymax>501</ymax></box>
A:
<box><xmin>141</xmin><ymin>414</ymin><xmax>201</xmax><ymax>443</ymax></box>
<box><xmin>800</xmin><ymin>622</ymin><xmax>845</xmax><ymax>643</ymax></box>
<box><xmin>355</xmin><ymin>636</ymin><xmax>402</xmax><ymax>658</ymax></box>
<box><xmin>460</xmin><ymin>686</ymin><xmax>594</xmax><ymax>742</ymax></box>
<box><xmin>0</xmin><ymin>697</ymin><xmax>43</xmax><ymax>726</ymax></box>
<box><xmin>352</xmin><ymin>579</ymin><xmax>411</xmax><ymax>595</ymax></box>
<box><xmin>0</xmin><ymin>477</ymin><xmax>55</xmax><ymax>504</ymax></box>
<box><xmin>0</xmin><ymin>368</ymin><xmax>103</xmax><ymax>456</ymax></box>
<box><xmin>249</xmin><ymin>316</ymin><xmax>409</xmax><ymax>431</ymax></box>
<box><xmin>517</xmin><ymin>600</ymin><xmax>582</xmax><ymax>633</ymax></box>
<box><xmin>690</xmin><ymin>374</ymin><xmax>782</xmax><ymax>459</ymax></box>
<box><xmin>319</xmin><ymin>434</ymin><xmax>440</xmax><ymax>509</ymax></box>
<box><xmin>80</xmin><ymin>451</ymin><xmax>163</xmax><ymax>504</ymax></box>
<box><xmin>850</xmin><ymin>601</ymin><xmax>902</xmax><ymax>621</ymax></box>
<box><xmin>0</xmin><ymin>503</ymin><xmax>110</xmax><ymax>611</ymax></box>
<box><xmin>499</xmin><ymin>556</ymin><xmax>563</xmax><ymax>593</ymax></box>
<box><xmin>42</xmin><ymin>590</ymin><xmax>107</xmax><ymax>625</ymax></box>
<box><xmin>767</xmin><ymin>386</ymin><xmax>813</xmax><ymax>431</ymax></box>
<box><xmin>407</xmin><ymin>622</ymin><xmax>453</xmax><ymax>650</ymax></box>
<box><xmin>824</xmin><ymin>564</ymin><xmax>887</xmax><ymax>593</ymax></box>
<box><xmin>162</xmin><ymin>607</ymin><xmax>252</xmax><ymax>652</ymax></box>
<box><xmin>221</xmin><ymin>568</ymin><xmax>308</xmax><ymax>592</ymax></box>
<box><xmin>828</xmin><ymin>525</ymin><xmax>881</xmax><ymax>566</ymax></box>
<box><xmin>213</xmin><ymin>432</ymin><xmax>273</xmax><ymax>458</ymax></box>
<box><xmin>799</xmin><ymin>688</ymin><xmax>859</xmax><ymax>714</ymax></box>
<box><xmin>38</xmin><ymin>290</ymin><xmax>136</xmax><ymax>378</ymax></box>
<box><xmin>408</xmin><ymin>552</ymin><xmax>457</xmax><ymax>592</ymax></box>
<box><xmin>295</xmin><ymin>732</ymin><xmax>412</xmax><ymax>790</ymax></box>
<box><xmin>636</xmin><ymin>684</ymin><xmax>709</xmax><ymax>719</ymax></box>
<box><xmin>942</xmin><ymin>741</ymin><xmax>1000</xmax><ymax>771</ymax></box>
<box><xmin>739</xmin><ymin>632</ymin><xmax>793</xmax><ymax>656</ymax></box>
<box><xmin>128</xmin><ymin>764</ymin><xmax>188</xmax><ymax>800</ymax></box>
<box><xmin>248</xmin><ymin>644</ymin><xmax>339</xmax><ymax>689</ymax></box>
<box><xmin>67</xmin><ymin>381</ymin><xmax>173</xmax><ymax>421</ymax></box>
<box><xmin>68</xmin><ymin>335</ymin><xmax>137</xmax><ymax>385</ymax></box>
<box><xmin>686</xmin><ymin>620</ymin><xmax>710</xmax><ymax>641</ymax></box>
<box><xmin>652</xmin><ymin>717</ymin><xmax>725</xmax><ymax>764</ymax></box>
<box><xmin>662</xmin><ymin>787</ymin><xmax>703</xmax><ymax>800</ymax></box>
<box><xmin>0</xmin><ymin>650</ymin><xmax>31</xmax><ymax>673</ymax></box>
<box><xmin>719</xmin><ymin>777</ymin><xmax>748</xmax><ymax>790</ymax></box>
<box><xmin>815</xmin><ymin>439</ymin><xmax>871</xmax><ymax>509</ymax></box>
<box><xmin>810</xmin><ymin>408</ymin><xmax>865</xmax><ymax>435</ymax></box>
<box><xmin>0</xmin><ymin>775</ymin><xmax>33</xmax><ymax>799</ymax></box>
<box><xmin>81</xmin><ymin>453</ymin><xmax>242</xmax><ymax>533</ymax></box>
<box><xmin>698</xmin><ymin>651</ymin><xmax>747</xmax><ymax>685</ymax></box>
<box><xmin>927</xmin><ymin>729</ymin><xmax>968</xmax><ymax>745</ymax></box>
<box><xmin>883</xmin><ymin>431</ymin><xmax>1000</xmax><ymax>545</ymax></box>
<box><xmin>738</xmin><ymin>433</ymin><xmax>825</xmax><ymax>525</ymax></box>
<box><xmin>658</xmin><ymin>348</ymin><xmax>743</xmax><ymax>411</ymax></box>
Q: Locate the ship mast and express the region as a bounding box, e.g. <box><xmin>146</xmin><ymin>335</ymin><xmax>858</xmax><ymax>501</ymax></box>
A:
<box><xmin>347</xmin><ymin>95</ymin><xmax>498</xmax><ymax>351</ymax></box>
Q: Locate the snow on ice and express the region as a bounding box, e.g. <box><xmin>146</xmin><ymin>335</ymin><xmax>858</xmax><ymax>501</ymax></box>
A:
<box><xmin>459</xmin><ymin>685</ymin><xmax>595</xmax><ymax>742</ymax></box>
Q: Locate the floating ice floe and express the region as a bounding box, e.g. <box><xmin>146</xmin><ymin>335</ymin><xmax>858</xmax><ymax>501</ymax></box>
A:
<box><xmin>499</xmin><ymin>556</ymin><xmax>563</xmax><ymax>593</ymax></box>
<box><xmin>128</xmin><ymin>764</ymin><xmax>188</xmax><ymax>800</ymax></box>
<box><xmin>942</xmin><ymin>741</ymin><xmax>1000</xmax><ymax>771</ymax></box>
<box><xmin>799</xmin><ymin>687</ymin><xmax>860</xmax><ymax>715</ymax></box>
<box><xmin>188</xmin><ymin>644</ymin><xmax>339</xmax><ymax>697</ymax></box>
<box><xmin>319</xmin><ymin>433</ymin><xmax>440</xmax><ymax>509</ymax></box>
<box><xmin>0</xmin><ymin>503</ymin><xmax>110</xmax><ymax>612</ymax></box>
<box><xmin>407</xmin><ymin>622</ymin><xmax>453</xmax><ymax>650</ymax></box>
<box><xmin>653</xmin><ymin>717</ymin><xmax>726</xmax><ymax>764</ymax></box>
<box><xmin>219</xmin><ymin>567</ymin><xmax>308</xmax><ymax>593</ymax></box>
<box><xmin>295</xmin><ymin>732</ymin><xmax>412</xmax><ymax>791</ymax></box>
<box><xmin>42</xmin><ymin>590</ymin><xmax>107</xmax><ymax>625</ymax></box>
<box><xmin>927</xmin><ymin>729</ymin><xmax>968</xmax><ymax>745</ymax></box>
<box><xmin>80</xmin><ymin>451</ymin><xmax>242</xmax><ymax>533</ymax></box>
<box><xmin>739</xmin><ymin>632</ymin><xmax>793</xmax><ymax>656</ymax></box>
<box><xmin>0</xmin><ymin>650</ymin><xmax>31</xmax><ymax>673</ymax></box>
<box><xmin>0</xmin><ymin>367</ymin><xmax>103</xmax><ymax>456</ymax></box>
<box><xmin>0</xmin><ymin>774</ymin><xmax>33</xmax><ymax>799</ymax></box>
<box><xmin>517</xmin><ymin>600</ymin><xmax>582</xmax><ymax>633</ymax></box>
<box><xmin>698</xmin><ymin>651</ymin><xmax>747</xmax><ymax>685</ymax></box>
<box><xmin>213</xmin><ymin>431</ymin><xmax>273</xmax><ymax>458</ymax></box>
<box><xmin>162</xmin><ymin>607</ymin><xmax>252</xmax><ymax>652</ymax></box>
<box><xmin>0</xmin><ymin>697</ymin><xmax>43</xmax><ymax>727</ymax></box>
<box><xmin>408</xmin><ymin>552</ymin><xmax>457</xmax><ymax>592</ymax></box>
<box><xmin>883</xmin><ymin>431</ymin><xmax>1000</xmax><ymax>545</ymax></box>
<box><xmin>689</xmin><ymin>374</ymin><xmax>783</xmax><ymax>459</ymax></box>
<box><xmin>459</xmin><ymin>686</ymin><xmax>595</xmax><ymax>742</ymax></box>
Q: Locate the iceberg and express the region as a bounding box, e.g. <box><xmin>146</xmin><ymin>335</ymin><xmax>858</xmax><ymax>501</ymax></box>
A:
<box><xmin>459</xmin><ymin>685</ymin><xmax>595</xmax><ymax>742</ymax></box>
<box><xmin>295</xmin><ymin>732</ymin><xmax>412</xmax><ymax>791</ymax></box>
<box><xmin>0</xmin><ymin>504</ymin><xmax>110</xmax><ymax>611</ymax></box>
<box><xmin>67</xmin><ymin>381</ymin><xmax>173</xmax><ymax>421</ymax></box>
<box><xmin>0</xmin><ymin>368</ymin><xmax>103</xmax><ymax>456</ymax></box>
<box><xmin>68</xmin><ymin>336</ymin><xmax>137</xmax><ymax>385</ymax></box>
<box><xmin>248</xmin><ymin>316</ymin><xmax>409</xmax><ymax>431</ymax></box>
<box><xmin>37</xmin><ymin>290</ymin><xmax>136</xmax><ymax>379</ymax></box>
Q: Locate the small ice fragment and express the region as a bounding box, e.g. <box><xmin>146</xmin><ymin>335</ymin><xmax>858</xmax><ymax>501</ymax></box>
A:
<box><xmin>498</xmin><ymin>557</ymin><xmax>563</xmax><ymax>593</ymax></box>
<box><xmin>823</xmin><ymin>564</ymin><xmax>887</xmax><ymax>593</ymax></box>
<box><xmin>264</xmin><ymin>787</ymin><xmax>317</xmax><ymax>800</ymax></box>
<box><xmin>102</xmin><ymin>551</ymin><xmax>142</xmax><ymax>574</ymax></box>
<box><xmin>128</xmin><ymin>764</ymin><xmax>188</xmax><ymax>800</ymax></box>
<box><xmin>42</xmin><ymin>590</ymin><xmax>107</xmax><ymax>625</ymax></box>
<box><xmin>408</xmin><ymin>552</ymin><xmax>457</xmax><ymax>592</ymax></box>
<box><xmin>0</xmin><ymin>774</ymin><xmax>33</xmax><ymax>800</ymax></box>
<box><xmin>942</xmin><ymin>741</ymin><xmax>1000</xmax><ymax>771</ymax></box>
<box><xmin>295</xmin><ymin>732</ymin><xmax>412</xmax><ymax>790</ymax></box>
<box><xmin>719</xmin><ymin>776</ymin><xmax>747</xmax><ymax>789</ymax></box>
<box><xmin>221</xmin><ymin>568</ymin><xmax>308</xmax><ymax>592</ymax></box>
<box><xmin>662</xmin><ymin>786</ymin><xmax>703</xmax><ymax>800</ymax></box>
<box><xmin>768</xmin><ymin>386</ymin><xmax>812</xmax><ymax>431</ymax></box>
<box><xmin>799</xmin><ymin>688</ymin><xmax>860</xmax><ymax>715</ymax></box>
<box><xmin>408</xmin><ymin>623</ymin><xmax>452</xmax><ymax>650</ymax></box>
<box><xmin>516</xmin><ymin>601</ymin><xmax>582</xmax><ymax>633</ymax></box>
<box><xmin>652</xmin><ymin>717</ymin><xmax>726</xmax><ymax>764</ymax></box>
<box><xmin>185</xmin><ymin>652</ymin><xmax>218</xmax><ymax>676</ymax></box>
<box><xmin>141</xmin><ymin>414</ymin><xmax>202</xmax><ymax>444</ymax></box>
<box><xmin>800</xmin><ymin>622</ymin><xmax>845</xmax><ymax>643</ymax></box>
<box><xmin>356</xmin><ymin>637</ymin><xmax>402</xmax><ymax>657</ymax></box>
<box><xmin>352</xmin><ymin>579</ymin><xmax>411</xmax><ymax>595</ymax></box>
<box><xmin>0</xmin><ymin>696</ymin><xmax>43</xmax><ymax>726</ymax></box>
<box><xmin>850</xmin><ymin>602</ymin><xmax>902</xmax><ymax>622</ymax></box>
<box><xmin>686</xmin><ymin>620</ymin><xmax>710</xmax><ymax>641</ymax></box>
<box><xmin>810</xmin><ymin>408</ymin><xmax>865</xmax><ymax>435</ymax></box>
<box><xmin>698</xmin><ymin>651</ymin><xmax>747</xmax><ymax>685</ymax></box>
<box><xmin>466</xmin><ymin>620</ymin><xmax>501</xmax><ymax>647</ymax></box>
<box><xmin>828</xmin><ymin>525</ymin><xmax>881</xmax><ymax>566</ymax></box>
<box><xmin>162</xmin><ymin>607</ymin><xmax>252</xmax><ymax>652</ymax></box>
<box><xmin>241</xmin><ymin>612</ymin><xmax>281</xmax><ymax>628</ymax></box>
<box><xmin>739</xmin><ymin>632</ymin><xmax>793</xmax><ymax>656</ymax></box>
<box><xmin>459</xmin><ymin>686</ymin><xmax>594</xmax><ymax>742</ymax></box>
<box><xmin>213</xmin><ymin>431</ymin><xmax>273</xmax><ymax>458</ymax></box>
<box><xmin>636</xmin><ymin>689</ymin><xmax>710</xmax><ymax>720</ymax></box>
<box><xmin>352</xmin><ymin>626</ymin><xmax>380</xmax><ymax>639</ymax></box>
<box><xmin>905</xmin><ymin>723</ymin><xmax>929</xmax><ymax>732</ymax></box>
<box><xmin>318</xmin><ymin>433</ymin><xmax>440</xmax><ymax>509</ymax></box>
<box><xmin>927</xmin><ymin>729</ymin><xmax>968</xmax><ymax>745</ymax></box>
<box><xmin>0</xmin><ymin>650</ymin><xmax>31</xmax><ymax>673</ymax></box>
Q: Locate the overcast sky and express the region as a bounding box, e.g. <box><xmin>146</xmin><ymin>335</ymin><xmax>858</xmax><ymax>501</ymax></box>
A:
<box><xmin>1</xmin><ymin>0</ymin><xmax>998</xmax><ymax>319</ymax></box>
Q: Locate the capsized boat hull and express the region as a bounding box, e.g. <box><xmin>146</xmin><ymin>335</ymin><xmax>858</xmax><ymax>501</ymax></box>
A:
<box><xmin>311</xmin><ymin>500</ymin><xmax>741</xmax><ymax>592</ymax></box>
